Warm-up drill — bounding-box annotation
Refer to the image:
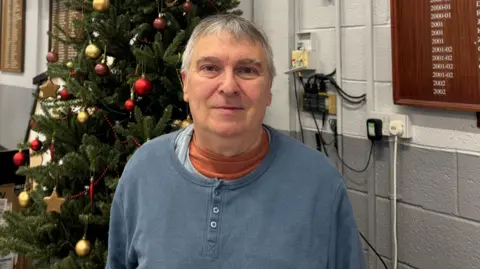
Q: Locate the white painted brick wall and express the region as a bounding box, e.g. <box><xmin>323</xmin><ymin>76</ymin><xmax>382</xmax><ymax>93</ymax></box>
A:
<box><xmin>255</xmin><ymin>0</ymin><xmax>480</xmax><ymax>268</ymax></box>
<box><xmin>289</xmin><ymin>0</ymin><xmax>480</xmax><ymax>153</ymax></box>
<box><xmin>254</xmin><ymin>0</ymin><xmax>292</xmax><ymax>132</ymax></box>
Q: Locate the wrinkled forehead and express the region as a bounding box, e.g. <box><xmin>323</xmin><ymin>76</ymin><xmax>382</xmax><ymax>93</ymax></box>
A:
<box><xmin>192</xmin><ymin>32</ymin><xmax>267</xmax><ymax>63</ymax></box>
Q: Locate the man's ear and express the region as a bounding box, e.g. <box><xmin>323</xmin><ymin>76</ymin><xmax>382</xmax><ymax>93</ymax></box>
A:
<box><xmin>266</xmin><ymin>90</ymin><xmax>272</xmax><ymax>107</ymax></box>
<box><xmin>266</xmin><ymin>79</ymin><xmax>273</xmax><ymax>106</ymax></box>
<box><xmin>181</xmin><ymin>71</ymin><xmax>189</xmax><ymax>102</ymax></box>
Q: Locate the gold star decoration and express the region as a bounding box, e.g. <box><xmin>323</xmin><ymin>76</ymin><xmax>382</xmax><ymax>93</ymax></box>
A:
<box><xmin>39</xmin><ymin>79</ymin><xmax>60</xmax><ymax>99</ymax></box>
<box><xmin>43</xmin><ymin>187</ymin><xmax>65</xmax><ymax>213</ymax></box>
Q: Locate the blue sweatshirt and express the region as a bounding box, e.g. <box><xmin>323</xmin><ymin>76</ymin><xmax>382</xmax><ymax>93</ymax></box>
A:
<box><xmin>106</xmin><ymin>124</ymin><xmax>366</xmax><ymax>269</ymax></box>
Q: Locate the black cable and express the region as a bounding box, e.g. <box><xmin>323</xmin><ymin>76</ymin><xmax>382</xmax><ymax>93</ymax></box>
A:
<box><xmin>337</xmin><ymin>140</ymin><xmax>374</xmax><ymax>173</ymax></box>
<box><xmin>295</xmin><ymin>74</ymin><xmax>334</xmax><ymax>150</ymax></box>
<box><xmin>327</xmin><ymin>79</ymin><xmax>365</xmax><ymax>104</ymax></box>
<box><xmin>297</xmin><ymin>74</ymin><xmax>338</xmax><ymax>156</ymax></box>
<box><xmin>319</xmin><ymin>127</ymin><xmax>384</xmax><ymax>268</ymax></box>
<box><xmin>293</xmin><ymin>72</ymin><xmax>385</xmax><ymax>268</ymax></box>
<box><xmin>293</xmin><ymin>73</ymin><xmax>305</xmax><ymax>143</ymax></box>
<box><xmin>336</xmin><ymin>90</ymin><xmax>366</xmax><ymax>105</ymax></box>
<box><xmin>311</xmin><ymin>111</ymin><xmax>334</xmax><ymax>157</ymax></box>
<box><xmin>311</xmin><ymin>112</ymin><xmax>328</xmax><ymax>157</ymax></box>
<box><xmin>326</xmin><ymin>75</ymin><xmax>366</xmax><ymax>101</ymax></box>
<box><xmin>359</xmin><ymin>231</ymin><xmax>388</xmax><ymax>269</ymax></box>
<box><xmin>297</xmin><ymin>76</ymin><xmax>332</xmax><ymax>155</ymax></box>
<box><xmin>306</xmin><ymin>69</ymin><xmax>366</xmax><ymax>104</ymax></box>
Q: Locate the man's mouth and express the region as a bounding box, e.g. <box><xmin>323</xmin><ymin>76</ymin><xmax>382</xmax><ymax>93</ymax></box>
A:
<box><xmin>215</xmin><ymin>106</ymin><xmax>243</xmax><ymax>110</ymax></box>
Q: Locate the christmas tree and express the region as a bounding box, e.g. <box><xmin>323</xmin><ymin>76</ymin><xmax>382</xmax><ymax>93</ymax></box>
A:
<box><xmin>0</xmin><ymin>0</ymin><xmax>241</xmax><ymax>268</ymax></box>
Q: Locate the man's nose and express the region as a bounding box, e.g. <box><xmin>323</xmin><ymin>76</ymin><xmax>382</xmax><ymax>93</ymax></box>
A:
<box><xmin>219</xmin><ymin>70</ymin><xmax>240</xmax><ymax>95</ymax></box>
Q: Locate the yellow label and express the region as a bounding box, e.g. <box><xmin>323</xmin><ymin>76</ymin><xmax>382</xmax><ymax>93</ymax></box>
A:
<box><xmin>291</xmin><ymin>50</ymin><xmax>309</xmax><ymax>68</ymax></box>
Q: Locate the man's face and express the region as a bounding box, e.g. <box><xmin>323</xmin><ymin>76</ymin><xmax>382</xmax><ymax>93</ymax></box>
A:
<box><xmin>181</xmin><ymin>32</ymin><xmax>272</xmax><ymax>137</ymax></box>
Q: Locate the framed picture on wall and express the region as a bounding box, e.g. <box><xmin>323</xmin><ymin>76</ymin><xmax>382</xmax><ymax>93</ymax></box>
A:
<box><xmin>0</xmin><ymin>0</ymin><xmax>26</xmax><ymax>72</ymax></box>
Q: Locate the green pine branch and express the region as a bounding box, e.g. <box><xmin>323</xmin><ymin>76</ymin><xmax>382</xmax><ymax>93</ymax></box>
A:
<box><xmin>1</xmin><ymin>0</ymin><xmax>241</xmax><ymax>267</ymax></box>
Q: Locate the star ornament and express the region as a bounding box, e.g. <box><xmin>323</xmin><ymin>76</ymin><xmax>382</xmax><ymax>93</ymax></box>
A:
<box><xmin>39</xmin><ymin>79</ymin><xmax>60</xmax><ymax>99</ymax></box>
<box><xmin>43</xmin><ymin>188</ymin><xmax>65</xmax><ymax>213</ymax></box>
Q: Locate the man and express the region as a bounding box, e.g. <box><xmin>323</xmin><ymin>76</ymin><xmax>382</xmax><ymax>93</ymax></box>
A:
<box><xmin>107</xmin><ymin>14</ymin><xmax>366</xmax><ymax>269</ymax></box>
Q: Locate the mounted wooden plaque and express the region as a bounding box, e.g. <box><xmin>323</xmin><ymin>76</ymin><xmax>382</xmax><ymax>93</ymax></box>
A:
<box><xmin>391</xmin><ymin>0</ymin><xmax>480</xmax><ymax>112</ymax></box>
<box><xmin>49</xmin><ymin>0</ymin><xmax>83</xmax><ymax>63</ymax></box>
<box><xmin>0</xmin><ymin>0</ymin><xmax>25</xmax><ymax>72</ymax></box>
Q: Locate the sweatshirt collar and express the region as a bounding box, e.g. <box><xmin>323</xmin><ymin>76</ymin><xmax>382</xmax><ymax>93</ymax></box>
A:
<box><xmin>168</xmin><ymin>124</ymin><xmax>281</xmax><ymax>190</ymax></box>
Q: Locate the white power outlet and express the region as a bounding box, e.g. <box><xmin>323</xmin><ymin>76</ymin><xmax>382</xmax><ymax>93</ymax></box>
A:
<box><xmin>389</xmin><ymin>120</ymin><xmax>404</xmax><ymax>136</ymax></box>
<box><xmin>367</xmin><ymin>112</ymin><xmax>413</xmax><ymax>139</ymax></box>
<box><xmin>389</xmin><ymin>113</ymin><xmax>412</xmax><ymax>138</ymax></box>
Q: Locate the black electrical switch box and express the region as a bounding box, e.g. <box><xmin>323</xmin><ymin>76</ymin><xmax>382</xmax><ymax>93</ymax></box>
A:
<box><xmin>302</xmin><ymin>93</ymin><xmax>327</xmax><ymax>113</ymax></box>
<box><xmin>366</xmin><ymin>119</ymin><xmax>383</xmax><ymax>141</ymax></box>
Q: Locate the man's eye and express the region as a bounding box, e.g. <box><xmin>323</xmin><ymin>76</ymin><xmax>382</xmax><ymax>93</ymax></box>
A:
<box><xmin>237</xmin><ymin>67</ymin><xmax>259</xmax><ymax>79</ymax></box>
<box><xmin>238</xmin><ymin>67</ymin><xmax>258</xmax><ymax>74</ymax></box>
<box><xmin>200</xmin><ymin>65</ymin><xmax>218</xmax><ymax>72</ymax></box>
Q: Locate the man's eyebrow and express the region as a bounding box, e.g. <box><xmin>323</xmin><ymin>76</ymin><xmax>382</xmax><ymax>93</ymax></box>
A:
<box><xmin>196</xmin><ymin>57</ymin><xmax>262</xmax><ymax>67</ymax></box>
<box><xmin>196</xmin><ymin>56</ymin><xmax>221</xmax><ymax>64</ymax></box>
<box><xmin>237</xmin><ymin>58</ymin><xmax>262</xmax><ymax>67</ymax></box>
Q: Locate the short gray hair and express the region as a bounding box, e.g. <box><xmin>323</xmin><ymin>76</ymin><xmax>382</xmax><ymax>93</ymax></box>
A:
<box><xmin>181</xmin><ymin>14</ymin><xmax>276</xmax><ymax>81</ymax></box>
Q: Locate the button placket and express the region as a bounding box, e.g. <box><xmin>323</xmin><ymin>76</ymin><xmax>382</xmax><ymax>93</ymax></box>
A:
<box><xmin>209</xmin><ymin>189</ymin><xmax>222</xmax><ymax>230</ymax></box>
<box><xmin>203</xmin><ymin>185</ymin><xmax>223</xmax><ymax>258</ymax></box>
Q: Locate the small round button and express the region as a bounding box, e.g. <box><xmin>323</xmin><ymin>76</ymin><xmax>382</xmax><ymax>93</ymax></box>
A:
<box><xmin>210</xmin><ymin>221</ymin><xmax>217</xmax><ymax>228</ymax></box>
<box><xmin>214</xmin><ymin>190</ymin><xmax>221</xmax><ymax>196</ymax></box>
<box><xmin>213</xmin><ymin>207</ymin><xmax>219</xmax><ymax>214</ymax></box>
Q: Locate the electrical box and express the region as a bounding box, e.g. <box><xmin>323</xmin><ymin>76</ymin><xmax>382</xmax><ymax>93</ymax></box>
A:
<box><xmin>286</xmin><ymin>31</ymin><xmax>317</xmax><ymax>73</ymax></box>
<box><xmin>296</xmin><ymin>31</ymin><xmax>316</xmax><ymax>51</ymax></box>
<box><xmin>302</xmin><ymin>93</ymin><xmax>328</xmax><ymax>113</ymax></box>
<box><xmin>302</xmin><ymin>93</ymin><xmax>336</xmax><ymax>115</ymax></box>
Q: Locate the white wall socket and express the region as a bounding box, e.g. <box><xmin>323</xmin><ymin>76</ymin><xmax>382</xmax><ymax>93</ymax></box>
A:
<box><xmin>367</xmin><ymin>112</ymin><xmax>413</xmax><ymax>139</ymax></box>
<box><xmin>390</xmin><ymin>113</ymin><xmax>412</xmax><ymax>138</ymax></box>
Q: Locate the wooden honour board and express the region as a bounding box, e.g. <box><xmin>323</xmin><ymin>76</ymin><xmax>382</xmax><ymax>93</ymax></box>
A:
<box><xmin>49</xmin><ymin>0</ymin><xmax>83</xmax><ymax>63</ymax></box>
<box><xmin>391</xmin><ymin>0</ymin><xmax>480</xmax><ymax>112</ymax></box>
<box><xmin>0</xmin><ymin>0</ymin><xmax>25</xmax><ymax>72</ymax></box>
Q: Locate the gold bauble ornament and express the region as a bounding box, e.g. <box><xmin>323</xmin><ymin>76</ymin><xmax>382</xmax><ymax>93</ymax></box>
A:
<box><xmin>85</xmin><ymin>44</ymin><xmax>101</xmax><ymax>59</ymax></box>
<box><xmin>18</xmin><ymin>191</ymin><xmax>30</xmax><ymax>208</ymax></box>
<box><xmin>179</xmin><ymin>116</ymin><xmax>193</xmax><ymax>129</ymax></box>
<box><xmin>75</xmin><ymin>237</ymin><xmax>92</xmax><ymax>257</ymax></box>
<box><xmin>92</xmin><ymin>0</ymin><xmax>110</xmax><ymax>11</ymax></box>
<box><xmin>66</xmin><ymin>61</ymin><xmax>73</xmax><ymax>68</ymax></box>
<box><xmin>77</xmin><ymin>111</ymin><xmax>89</xmax><ymax>123</ymax></box>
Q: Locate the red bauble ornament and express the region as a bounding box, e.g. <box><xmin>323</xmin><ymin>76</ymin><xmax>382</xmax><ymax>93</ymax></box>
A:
<box><xmin>134</xmin><ymin>77</ymin><xmax>152</xmax><ymax>96</ymax></box>
<box><xmin>46</xmin><ymin>51</ymin><xmax>58</xmax><ymax>63</ymax></box>
<box><xmin>13</xmin><ymin>151</ymin><xmax>27</xmax><ymax>166</ymax></box>
<box><xmin>125</xmin><ymin>99</ymin><xmax>135</xmax><ymax>111</ymax></box>
<box><xmin>153</xmin><ymin>16</ymin><xmax>167</xmax><ymax>31</ymax></box>
<box><xmin>182</xmin><ymin>0</ymin><xmax>193</xmax><ymax>12</ymax></box>
<box><xmin>95</xmin><ymin>63</ymin><xmax>110</xmax><ymax>76</ymax></box>
<box><xmin>30</xmin><ymin>138</ymin><xmax>42</xmax><ymax>151</ymax></box>
<box><xmin>59</xmin><ymin>89</ymin><xmax>71</xmax><ymax>100</ymax></box>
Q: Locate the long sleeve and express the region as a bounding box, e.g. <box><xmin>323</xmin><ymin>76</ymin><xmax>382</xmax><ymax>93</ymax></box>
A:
<box><xmin>106</xmin><ymin>192</ymin><xmax>130</xmax><ymax>269</ymax></box>
<box><xmin>328</xmin><ymin>180</ymin><xmax>367</xmax><ymax>269</ymax></box>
